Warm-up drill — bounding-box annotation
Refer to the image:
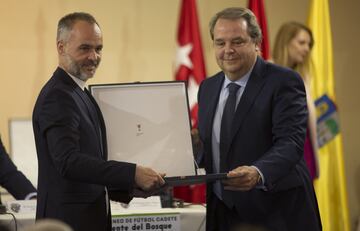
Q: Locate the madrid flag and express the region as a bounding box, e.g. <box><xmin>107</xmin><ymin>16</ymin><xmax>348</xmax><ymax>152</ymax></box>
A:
<box><xmin>248</xmin><ymin>0</ymin><xmax>270</xmax><ymax>60</ymax></box>
<box><xmin>173</xmin><ymin>0</ymin><xmax>206</xmax><ymax>203</ymax></box>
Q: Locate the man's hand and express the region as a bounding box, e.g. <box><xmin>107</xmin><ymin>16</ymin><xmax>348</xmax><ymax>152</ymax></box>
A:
<box><xmin>191</xmin><ymin>128</ymin><xmax>201</xmax><ymax>144</ymax></box>
<box><xmin>191</xmin><ymin>128</ymin><xmax>203</xmax><ymax>160</ymax></box>
<box><xmin>223</xmin><ymin>166</ymin><xmax>260</xmax><ymax>191</ymax></box>
<box><xmin>132</xmin><ymin>186</ymin><xmax>168</xmax><ymax>198</ymax></box>
<box><xmin>135</xmin><ymin>165</ymin><xmax>165</xmax><ymax>191</ymax></box>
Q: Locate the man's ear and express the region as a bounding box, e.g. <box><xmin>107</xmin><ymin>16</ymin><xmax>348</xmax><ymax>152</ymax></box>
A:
<box><xmin>57</xmin><ymin>40</ymin><xmax>65</xmax><ymax>55</ymax></box>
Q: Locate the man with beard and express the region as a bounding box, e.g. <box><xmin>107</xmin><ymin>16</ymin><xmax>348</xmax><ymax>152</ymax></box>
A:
<box><xmin>32</xmin><ymin>12</ymin><xmax>165</xmax><ymax>231</ymax></box>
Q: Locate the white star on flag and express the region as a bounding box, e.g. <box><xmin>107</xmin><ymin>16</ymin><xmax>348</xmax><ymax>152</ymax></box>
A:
<box><xmin>175</xmin><ymin>43</ymin><xmax>193</xmax><ymax>71</ymax></box>
<box><xmin>187</xmin><ymin>76</ymin><xmax>199</xmax><ymax>110</ymax></box>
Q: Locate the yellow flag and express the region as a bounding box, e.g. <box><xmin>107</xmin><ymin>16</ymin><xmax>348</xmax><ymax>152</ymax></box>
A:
<box><xmin>308</xmin><ymin>0</ymin><xmax>351</xmax><ymax>230</ymax></box>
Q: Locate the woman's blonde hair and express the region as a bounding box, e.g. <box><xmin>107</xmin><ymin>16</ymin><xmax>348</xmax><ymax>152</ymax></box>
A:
<box><xmin>273</xmin><ymin>22</ymin><xmax>314</xmax><ymax>82</ymax></box>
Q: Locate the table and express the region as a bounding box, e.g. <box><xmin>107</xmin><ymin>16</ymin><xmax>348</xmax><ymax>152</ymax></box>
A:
<box><xmin>0</xmin><ymin>202</ymin><xmax>206</xmax><ymax>231</ymax></box>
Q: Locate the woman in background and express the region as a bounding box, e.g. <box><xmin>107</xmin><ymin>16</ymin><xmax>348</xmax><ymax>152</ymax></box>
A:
<box><xmin>273</xmin><ymin>21</ymin><xmax>319</xmax><ymax>180</ymax></box>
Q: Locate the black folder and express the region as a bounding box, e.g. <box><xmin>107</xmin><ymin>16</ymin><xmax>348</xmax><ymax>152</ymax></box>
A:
<box><xmin>164</xmin><ymin>173</ymin><xmax>228</xmax><ymax>186</ymax></box>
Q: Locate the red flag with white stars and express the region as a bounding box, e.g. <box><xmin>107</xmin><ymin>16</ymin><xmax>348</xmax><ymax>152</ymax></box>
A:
<box><xmin>248</xmin><ymin>0</ymin><xmax>270</xmax><ymax>60</ymax></box>
<box><xmin>173</xmin><ymin>0</ymin><xmax>206</xmax><ymax>203</ymax></box>
<box><xmin>175</xmin><ymin>0</ymin><xmax>206</xmax><ymax>128</ymax></box>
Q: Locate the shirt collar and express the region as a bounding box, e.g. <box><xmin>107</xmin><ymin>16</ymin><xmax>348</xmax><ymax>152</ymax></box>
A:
<box><xmin>66</xmin><ymin>71</ymin><xmax>87</xmax><ymax>91</ymax></box>
<box><xmin>223</xmin><ymin>62</ymin><xmax>255</xmax><ymax>90</ymax></box>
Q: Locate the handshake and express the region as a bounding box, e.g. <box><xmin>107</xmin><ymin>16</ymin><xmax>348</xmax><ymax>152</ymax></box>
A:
<box><xmin>132</xmin><ymin>165</ymin><xmax>167</xmax><ymax>198</ymax></box>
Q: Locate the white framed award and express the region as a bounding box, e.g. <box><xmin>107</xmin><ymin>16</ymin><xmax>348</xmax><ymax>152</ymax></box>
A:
<box><xmin>90</xmin><ymin>81</ymin><xmax>196</xmax><ymax>177</ymax></box>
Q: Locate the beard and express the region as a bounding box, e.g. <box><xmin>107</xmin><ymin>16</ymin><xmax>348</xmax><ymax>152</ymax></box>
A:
<box><xmin>64</xmin><ymin>54</ymin><xmax>100</xmax><ymax>81</ymax></box>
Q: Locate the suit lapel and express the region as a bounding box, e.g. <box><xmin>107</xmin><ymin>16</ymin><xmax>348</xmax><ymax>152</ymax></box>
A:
<box><xmin>53</xmin><ymin>69</ymin><xmax>97</xmax><ymax>130</ymax></box>
<box><xmin>54</xmin><ymin>68</ymin><xmax>105</xmax><ymax>158</ymax></box>
<box><xmin>225</xmin><ymin>58</ymin><xmax>267</xmax><ymax>156</ymax></box>
<box><xmin>76</xmin><ymin>88</ymin><xmax>99</xmax><ymax>129</ymax></box>
<box><xmin>85</xmin><ymin>89</ymin><xmax>108</xmax><ymax>160</ymax></box>
<box><xmin>77</xmin><ymin>88</ymin><xmax>105</xmax><ymax>158</ymax></box>
<box><xmin>201</xmin><ymin>75</ymin><xmax>224</xmax><ymax>172</ymax></box>
<box><xmin>204</xmin><ymin>75</ymin><xmax>224</xmax><ymax>143</ymax></box>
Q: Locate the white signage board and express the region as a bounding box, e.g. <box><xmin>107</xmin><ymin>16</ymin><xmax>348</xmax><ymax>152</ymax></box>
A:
<box><xmin>112</xmin><ymin>213</ymin><xmax>180</xmax><ymax>231</ymax></box>
<box><xmin>90</xmin><ymin>82</ymin><xmax>195</xmax><ymax>177</ymax></box>
<box><xmin>9</xmin><ymin>119</ymin><xmax>38</xmax><ymax>187</ymax></box>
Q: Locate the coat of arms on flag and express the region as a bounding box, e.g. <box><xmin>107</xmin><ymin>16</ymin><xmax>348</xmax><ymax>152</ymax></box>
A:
<box><xmin>315</xmin><ymin>94</ymin><xmax>340</xmax><ymax>148</ymax></box>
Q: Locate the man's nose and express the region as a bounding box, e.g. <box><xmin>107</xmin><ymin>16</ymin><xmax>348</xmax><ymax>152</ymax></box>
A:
<box><xmin>224</xmin><ymin>43</ymin><xmax>235</xmax><ymax>54</ymax></box>
<box><xmin>88</xmin><ymin>49</ymin><xmax>100</xmax><ymax>61</ymax></box>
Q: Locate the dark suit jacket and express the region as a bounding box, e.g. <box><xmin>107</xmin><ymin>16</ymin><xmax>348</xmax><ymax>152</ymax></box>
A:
<box><xmin>32</xmin><ymin>67</ymin><xmax>136</xmax><ymax>231</ymax></box>
<box><xmin>198</xmin><ymin>57</ymin><xmax>322</xmax><ymax>231</ymax></box>
<box><xmin>0</xmin><ymin>137</ymin><xmax>36</xmax><ymax>200</ymax></box>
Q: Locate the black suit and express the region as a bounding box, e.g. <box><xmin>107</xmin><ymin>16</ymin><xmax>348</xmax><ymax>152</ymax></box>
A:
<box><xmin>32</xmin><ymin>67</ymin><xmax>136</xmax><ymax>231</ymax></box>
<box><xmin>198</xmin><ymin>58</ymin><xmax>322</xmax><ymax>231</ymax></box>
<box><xmin>0</xmin><ymin>137</ymin><xmax>36</xmax><ymax>200</ymax></box>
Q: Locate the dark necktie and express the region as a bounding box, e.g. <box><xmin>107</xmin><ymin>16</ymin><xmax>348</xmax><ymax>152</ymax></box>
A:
<box><xmin>219</xmin><ymin>82</ymin><xmax>240</xmax><ymax>208</ymax></box>
<box><xmin>84</xmin><ymin>89</ymin><xmax>104</xmax><ymax>157</ymax></box>
<box><xmin>220</xmin><ymin>83</ymin><xmax>240</xmax><ymax>155</ymax></box>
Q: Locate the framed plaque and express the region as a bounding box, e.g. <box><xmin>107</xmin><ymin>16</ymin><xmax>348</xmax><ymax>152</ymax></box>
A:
<box><xmin>90</xmin><ymin>81</ymin><xmax>196</xmax><ymax>177</ymax></box>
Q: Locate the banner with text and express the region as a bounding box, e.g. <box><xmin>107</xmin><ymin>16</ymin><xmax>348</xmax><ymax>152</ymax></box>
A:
<box><xmin>112</xmin><ymin>213</ymin><xmax>180</xmax><ymax>231</ymax></box>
